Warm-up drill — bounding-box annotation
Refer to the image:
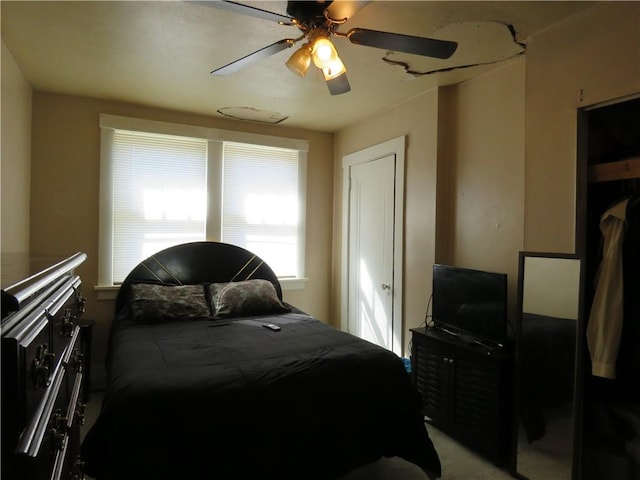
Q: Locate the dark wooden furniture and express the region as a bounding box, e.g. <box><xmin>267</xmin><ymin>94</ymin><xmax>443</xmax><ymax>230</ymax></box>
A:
<box><xmin>2</xmin><ymin>252</ymin><xmax>88</xmax><ymax>480</ymax></box>
<box><xmin>78</xmin><ymin>320</ymin><xmax>95</xmax><ymax>403</ymax></box>
<box><xmin>411</xmin><ymin>326</ymin><xmax>514</xmax><ymax>466</ymax></box>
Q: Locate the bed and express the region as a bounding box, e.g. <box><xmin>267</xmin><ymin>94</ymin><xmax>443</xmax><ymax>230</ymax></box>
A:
<box><xmin>80</xmin><ymin>242</ymin><xmax>441</xmax><ymax>479</ymax></box>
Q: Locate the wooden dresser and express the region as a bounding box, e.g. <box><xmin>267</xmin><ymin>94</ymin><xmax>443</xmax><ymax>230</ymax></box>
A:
<box><xmin>2</xmin><ymin>253</ymin><xmax>88</xmax><ymax>480</ymax></box>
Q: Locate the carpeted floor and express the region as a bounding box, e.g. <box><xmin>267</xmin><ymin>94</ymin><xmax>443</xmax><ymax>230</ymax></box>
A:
<box><xmin>425</xmin><ymin>427</ymin><xmax>515</xmax><ymax>480</ymax></box>
<box><xmin>335</xmin><ymin>425</ymin><xmax>517</xmax><ymax>480</ymax></box>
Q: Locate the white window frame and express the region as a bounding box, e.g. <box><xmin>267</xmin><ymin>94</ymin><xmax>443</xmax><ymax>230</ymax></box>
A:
<box><xmin>97</xmin><ymin>114</ymin><xmax>308</xmax><ymax>298</ymax></box>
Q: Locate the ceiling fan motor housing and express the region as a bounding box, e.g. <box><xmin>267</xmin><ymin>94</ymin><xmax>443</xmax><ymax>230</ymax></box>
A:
<box><xmin>286</xmin><ymin>1</ymin><xmax>332</xmax><ymax>28</ymax></box>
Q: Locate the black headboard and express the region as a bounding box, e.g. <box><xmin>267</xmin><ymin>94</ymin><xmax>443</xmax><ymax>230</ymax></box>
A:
<box><xmin>115</xmin><ymin>242</ymin><xmax>282</xmax><ymax>314</ymax></box>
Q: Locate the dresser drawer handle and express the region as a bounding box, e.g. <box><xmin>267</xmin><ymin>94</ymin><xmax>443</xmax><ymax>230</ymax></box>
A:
<box><xmin>61</xmin><ymin>308</ymin><xmax>77</xmax><ymax>337</ymax></box>
<box><xmin>31</xmin><ymin>344</ymin><xmax>55</xmax><ymax>388</ymax></box>
<box><xmin>71</xmin><ymin>456</ymin><xmax>86</xmax><ymax>480</ymax></box>
<box><xmin>76</xmin><ymin>293</ymin><xmax>87</xmax><ymax>314</ymax></box>
<box><xmin>49</xmin><ymin>427</ymin><xmax>66</xmax><ymax>452</ymax></box>
<box><xmin>51</xmin><ymin>428</ymin><xmax>66</xmax><ymax>451</ymax></box>
<box><xmin>70</xmin><ymin>348</ymin><xmax>84</xmax><ymax>373</ymax></box>
<box><xmin>74</xmin><ymin>402</ymin><xmax>86</xmax><ymax>426</ymax></box>
<box><xmin>49</xmin><ymin>410</ymin><xmax>69</xmax><ymax>452</ymax></box>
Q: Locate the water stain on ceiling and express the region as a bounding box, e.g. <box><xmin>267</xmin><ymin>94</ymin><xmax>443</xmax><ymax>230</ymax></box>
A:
<box><xmin>382</xmin><ymin>21</ymin><xmax>525</xmax><ymax>77</ymax></box>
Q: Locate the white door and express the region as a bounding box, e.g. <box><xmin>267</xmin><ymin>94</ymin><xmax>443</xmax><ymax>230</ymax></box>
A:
<box><xmin>347</xmin><ymin>155</ymin><xmax>396</xmax><ymax>349</ymax></box>
<box><xmin>342</xmin><ymin>137</ymin><xmax>405</xmax><ymax>354</ymax></box>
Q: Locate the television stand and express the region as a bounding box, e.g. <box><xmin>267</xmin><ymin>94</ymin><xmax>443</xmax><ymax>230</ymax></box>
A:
<box><xmin>435</xmin><ymin>325</ymin><xmax>461</xmax><ymax>337</ymax></box>
<box><xmin>432</xmin><ymin>325</ymin><xmax>504</xmax><ymax>352</ymax></box>
<box><xmin>410</xmin><ymin>326</ymin><xmax>514</xmax><ymax>466</ymax></box>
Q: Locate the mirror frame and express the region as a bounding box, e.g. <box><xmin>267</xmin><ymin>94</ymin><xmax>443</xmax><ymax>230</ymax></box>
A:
<box><xmin>512</xmin><ymin>251</ymin><xmax>586</xmax><ymax>480</ymax></box>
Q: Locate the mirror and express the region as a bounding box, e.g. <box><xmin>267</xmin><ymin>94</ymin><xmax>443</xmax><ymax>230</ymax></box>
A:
<box><xmin>515</xmin><ymin>252</ymin><xmax>582</xmax><ymax>480</ymax></box>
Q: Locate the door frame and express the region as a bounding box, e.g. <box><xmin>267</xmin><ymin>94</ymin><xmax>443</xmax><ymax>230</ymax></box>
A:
<box><xmin>341</xmin><ymin>136</ymin><xmax>405</xmax><ymax>354</ymax></box>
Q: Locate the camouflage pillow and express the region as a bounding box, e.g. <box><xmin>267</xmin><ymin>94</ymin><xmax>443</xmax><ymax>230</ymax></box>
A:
<box><xmin>129</xmin><ymin>283</ymin><xmax>211</xmax><ymax>322</ymax></box>
<box><xmin>208</xmin><ymin>282</ymin><xmax>229</xmax><ymax>308</ymax></box>
<box><xmin>213</xmin><ymin>279</ymin><xmax>289</xmax><ymax>319</ymax></box>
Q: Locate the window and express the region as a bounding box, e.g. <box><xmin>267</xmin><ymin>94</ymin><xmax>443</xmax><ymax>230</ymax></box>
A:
<box><xmin>110</xmin><ymin>130</ymin><xmax>208</xmax><ymax>282</ymax></box>
<box><xmin>222</xmin><ymin>142</ymin><xmax>302</xmax><ymax>278</ymax></box>
<box><xmin>98</xmin><ymin>115</ymin><xmax>308</xmax><ymax>288</ymax></box>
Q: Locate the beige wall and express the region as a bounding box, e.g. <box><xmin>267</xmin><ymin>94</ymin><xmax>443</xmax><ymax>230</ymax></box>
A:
<box><xmin>334</xmin><ymin>57</ymin><xmax>525</xmax><ymax>354</ymax></box>
<box><xmin>524</xmin><ymin>2</ymin><xmax>640</xmax><ymax>253</ymax></box>
<box><xmin>440</xmin><ymin>57</ymin><xmax>525</xmax><ymax>318</ymax></box>
<box><xmin>332</xmin><ymin>2</ymin><xmax>639</xmax><ymax>355</ymax></box>
<box><xmin>334</xmin><ymin>89</ymin><xmax>442</xmax><ymax>354</ymax></box>
<box><xmin>29</xmin><ymin>92</ymin><xmax>334</xmax><ymax>385</ymax></box>
<box><xmin>1</xmin><ymin>40</ymin><xmax>32</xmax><ymax>254</ymax></box>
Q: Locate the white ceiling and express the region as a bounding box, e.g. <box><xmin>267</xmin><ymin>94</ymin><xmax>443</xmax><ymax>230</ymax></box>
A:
<box><xmin>1</xmin><ymin>1</ymin><xmax>596</xmax><ymax>132</ymax></box>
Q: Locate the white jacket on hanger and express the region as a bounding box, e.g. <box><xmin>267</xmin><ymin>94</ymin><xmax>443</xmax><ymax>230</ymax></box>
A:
<box><xmin>587</xmin><ymin>197</ymin><xmax>629</xmax><ymax>379</ymax></box>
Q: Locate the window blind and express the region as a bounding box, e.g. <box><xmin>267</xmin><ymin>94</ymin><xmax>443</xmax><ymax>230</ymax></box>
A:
<box><xmin>222</xmin><ymin>142</ymin><xmax>300</xmax><ymax>277</ymax></box>
<box><xmin>111</xmin><ymin>130</ymin><xmax>207</xmax><ymax>282</ymax></box>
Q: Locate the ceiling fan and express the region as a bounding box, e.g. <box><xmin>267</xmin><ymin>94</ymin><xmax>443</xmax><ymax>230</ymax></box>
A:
<box><xmin>205</xmin><ymin>0</ymin><xmax>458</xmax><ymax>95</ymax></box>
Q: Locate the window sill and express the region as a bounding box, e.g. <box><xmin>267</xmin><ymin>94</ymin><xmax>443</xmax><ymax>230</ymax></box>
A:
<box><xmin>279</xmin><ymin>277</ymin><xmax>308</xmax><ymax>290</ymax></box>
<box><xmin>95</xmin><ymin>277</ymin><xmax>308</xmax><ymax>301</ymax></box>
<box><xmin>95</xmin><ymin>285</ymin><xmax>119</xmax><ymax>301</ymax></box>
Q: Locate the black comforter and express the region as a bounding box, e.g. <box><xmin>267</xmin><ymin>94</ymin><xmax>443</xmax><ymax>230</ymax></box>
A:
<box><xmin>81</xmin><ymin>312</ymin><xmax>440</xmax><ymax>479</ymax></box>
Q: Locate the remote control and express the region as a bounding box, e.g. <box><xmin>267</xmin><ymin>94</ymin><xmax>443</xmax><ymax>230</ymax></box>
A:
<box><xmin>263</xmin><ymin>324</ymin><xmax>281</xmax><ymax>331</ymax></box>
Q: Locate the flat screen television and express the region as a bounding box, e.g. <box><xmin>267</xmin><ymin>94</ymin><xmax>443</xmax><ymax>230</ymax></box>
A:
<box><xmin>432</xmin><ymin>264</ymin><xmax>508</xmax><ymax>345</ymax></box>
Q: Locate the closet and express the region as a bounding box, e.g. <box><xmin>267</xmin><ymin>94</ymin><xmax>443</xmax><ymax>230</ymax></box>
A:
<box><xmin>578</xmin><ymin>96</ymin><xmax>640</xmax><ymax>480</ymax></box>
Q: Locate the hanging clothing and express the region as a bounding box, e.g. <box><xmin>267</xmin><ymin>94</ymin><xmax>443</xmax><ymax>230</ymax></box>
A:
<box><xmin>587</xmin><ymin>198</ymin><xmax>629</xmax><ymax>379</ymax></box>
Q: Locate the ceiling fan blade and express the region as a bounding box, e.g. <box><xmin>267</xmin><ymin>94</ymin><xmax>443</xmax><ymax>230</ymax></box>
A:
<box><xmin>326</xmin><ymin>73</ymin><xmax>351</xmax><ymax>95</ymax></box>
<box><xmin>346</xmin><ymin>28</ymin><xmax>458</xmax><ymax>59</ymax></box>
<box><xmin>325</xmin><ymin>0</ymin><xmax>371</xmax><ymax>22</ymax></box>
<box><xmin>211</xmin><ymin>38</ymin><xmax>295</xmax><ymax>75</ymax></box>
<box><xmin>195</xmin><ymin>1</ymin><xmax>293</xmax><ymax>25</ymax></box>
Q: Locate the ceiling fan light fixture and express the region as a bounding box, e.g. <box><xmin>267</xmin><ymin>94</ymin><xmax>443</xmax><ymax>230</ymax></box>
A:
<box><xmin>286</xmin><ymin>44</ymin><xmax>312</xmax><ymax>77</ymax></box>
<box><xmin>206</xmin><ymin>1</ymin><xmax>459</xmax><ymax>96</ymax></box>
<box><xmin>322</xmin><ymin>57</ymin><xmax>347</xmax><ymax>80</ymax></box>
<box><xmin>312</xmin><ymin>36</ymin><xmax>338</xmax><ymax>69</ymax></box>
